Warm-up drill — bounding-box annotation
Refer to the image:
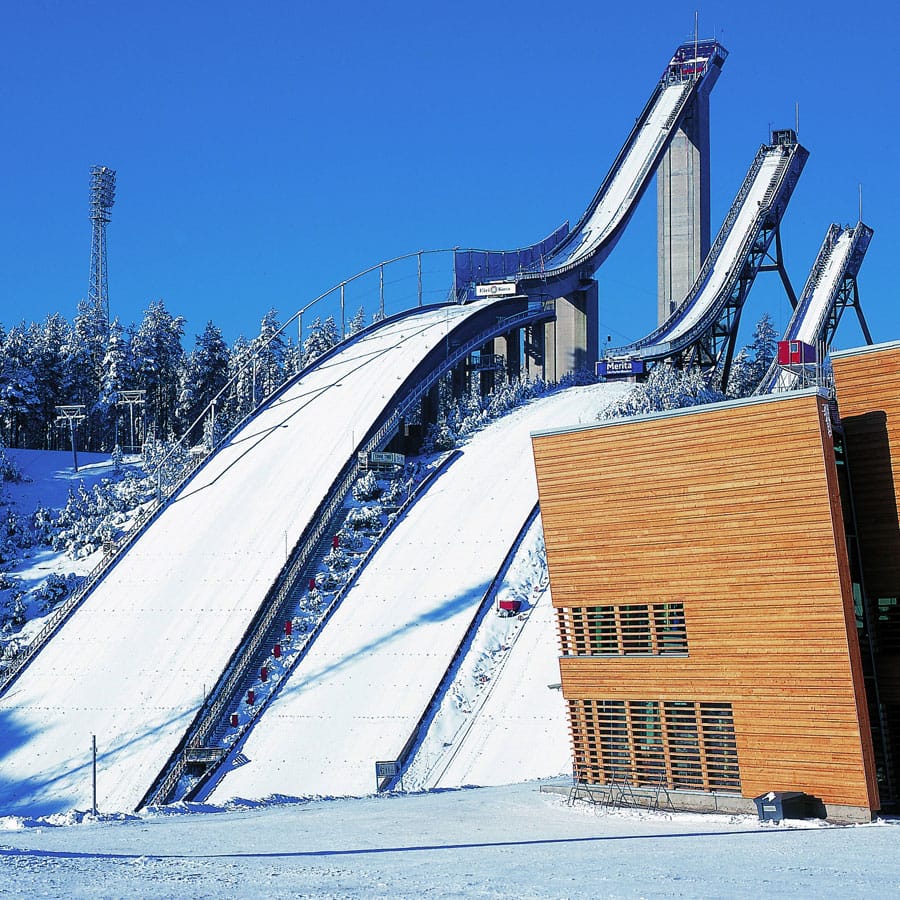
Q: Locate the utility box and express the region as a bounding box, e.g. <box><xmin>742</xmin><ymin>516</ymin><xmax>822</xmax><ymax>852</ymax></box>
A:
<box><xmin>498</xmin><ymin>599</ymin><xmax>522</xmax><ymax>616</ymax></box>
<box><xmin>754</xmin><ymin>791</ymin><xmax>812</xmax><ymax>822</ymax></box>
<box><xmin>777</xmin><ymin>340</ymin><xmax>816</xmax><ymax>366</ymax></box>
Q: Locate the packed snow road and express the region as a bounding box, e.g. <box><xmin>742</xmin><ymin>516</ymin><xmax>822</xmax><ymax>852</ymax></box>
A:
<box><xmin>1</xmin><ymin>782</ymin><xmax>897</xmax><ymax>898</ymax></box>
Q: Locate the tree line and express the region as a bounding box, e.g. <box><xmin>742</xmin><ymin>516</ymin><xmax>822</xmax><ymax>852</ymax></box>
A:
<box><xmin>0</xmin><ymin>299</ymin><xmax>362</xmax><ymax>453</ymax></box>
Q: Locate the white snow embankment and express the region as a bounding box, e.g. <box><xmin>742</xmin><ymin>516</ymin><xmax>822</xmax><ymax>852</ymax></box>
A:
<box><xmin>208</xmin><ymin>382</ymin><xmax>628</xmax><ymax>802</ymax></box>
<box><xmin>402</xmin><ymin>513</ymin><xmax>571</xmax><ymax>790</ymax></box>
<box><xmin>0</xmin><ymin>302</ymin><xmax>492</xmax><ymax>816</ymax></box>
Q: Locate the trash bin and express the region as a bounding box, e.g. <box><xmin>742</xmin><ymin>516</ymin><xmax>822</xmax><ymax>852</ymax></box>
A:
<box><xmin>753</xmin><ymin>791</ymin><xmax>810</xmax><ymax>822</ymax></box>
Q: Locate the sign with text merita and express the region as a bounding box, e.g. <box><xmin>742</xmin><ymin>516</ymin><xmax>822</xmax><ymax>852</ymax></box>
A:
<box><xmin>475</xmin><ymin>281</ymin><xmax>518</xmax><ymax>298</ymax></box>
<box><xmin>596</xmin><ymin>358</ymin><xmax>645</xmax><ymax>378</ymax></box>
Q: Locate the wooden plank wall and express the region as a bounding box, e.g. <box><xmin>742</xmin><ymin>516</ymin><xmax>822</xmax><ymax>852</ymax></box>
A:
<box><xmin>532</xmin><ymin>390</ymin><xmax>879</xmax><ymax>810</ymax></box>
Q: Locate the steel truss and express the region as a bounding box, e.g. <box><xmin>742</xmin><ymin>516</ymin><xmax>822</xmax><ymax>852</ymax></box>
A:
<box><xmin>652</xmin><ymin>221</ymin><xmax>796</xmax><ymax>387</ymax></box>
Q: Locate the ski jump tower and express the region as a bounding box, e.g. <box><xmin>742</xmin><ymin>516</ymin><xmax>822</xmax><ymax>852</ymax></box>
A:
<box><xmin>657</xmin><ymin>43</ymin><xmax>711</xmax><ymax>325</ymax></box>
<box><xmin>89</xmin><ymin>165</ymin><xmax>116</xmax><ymax>325</ymax></box>
<box><xmin>452</xmin><ymin>39</ymin><xmax>727</xmax><ymax>381</ymax></box>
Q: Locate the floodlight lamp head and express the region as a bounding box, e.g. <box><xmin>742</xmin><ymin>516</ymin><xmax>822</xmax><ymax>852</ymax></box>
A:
<box><xmin>90</xmin><ymin>165</ymin><xmax>116</xmax><ymax>219</ymax></box>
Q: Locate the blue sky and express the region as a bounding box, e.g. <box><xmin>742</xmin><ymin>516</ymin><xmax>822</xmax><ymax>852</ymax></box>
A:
<box><xmin>1</xmin><ymin>0</ymin><xmax>895</xmax><ymax>353</ymax></box>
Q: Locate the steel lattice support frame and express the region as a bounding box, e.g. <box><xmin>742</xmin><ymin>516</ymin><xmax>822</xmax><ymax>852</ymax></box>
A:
<box><xmin>650</xmin><ymin>220</ymin><xmax>795</xmax><ymax>388</ymax></box>
<box><xmin>824</xmin><ymin>276</ymin><xmax>874</xmax><ymax>348</ymax></box>
<box><xmin>89</xmin><ymin>165</ymin><xmax>116</xmax><ymax>325</ymax></box>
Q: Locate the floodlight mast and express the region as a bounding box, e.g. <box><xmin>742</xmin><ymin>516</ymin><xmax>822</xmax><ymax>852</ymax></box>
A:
<box><xmin>89</xmin><ymin>165</ymin><xmax>116</xmax><ymax>326</ymax></box>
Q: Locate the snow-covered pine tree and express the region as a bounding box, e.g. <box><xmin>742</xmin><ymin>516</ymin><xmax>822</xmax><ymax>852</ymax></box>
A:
<box><xmin>302</xmin><ymin>315</ymin><xmax>341</xmax><ymax>366</ymax></box>
<box><xmin>726</xmin><ymin>313</ymin><xmax>779</xmax><ymax>398</ymax></box>
<box><xmin>0</xmin><ymin>324</ymin><xmax>40</xmax><ymax>448</ymax></box>
<box><xmin>131</xmin><ymin>301</ymin><xmax>186</xmax><ymax>442</ymax></box>
<box><xmin>348</xmin><ymin>306</ymin><xmax>367</xmax><ymax>337</ymax></box>
<box><xmin>67</xmin><ymin>299</ymin><xmax>110</xmax><ymax>450</ymax></box>
<box><xmin>98</xmin><ymin>317</ymin><xmax>133</xmax><ymax>448</ymax></box>
<box><xmin>30</xmin><ymin>314</ymin><xmax>71</xmax><ymax>449</ymax></box>
<box><xmin>250</xmin><ymin>309</ymin><xmax>287</xmax><ymax>401</ymax></box>
<box><xmin>176</xmin><ymin>321</ymin><xmax>230</xmax><ymax>439</ymax></box>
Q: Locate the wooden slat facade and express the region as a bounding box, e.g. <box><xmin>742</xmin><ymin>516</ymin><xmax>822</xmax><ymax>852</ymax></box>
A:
<box><xmin>532</xmin><ymin>389</ymin><xmax>879</xmax><ymax>812</ymax></box>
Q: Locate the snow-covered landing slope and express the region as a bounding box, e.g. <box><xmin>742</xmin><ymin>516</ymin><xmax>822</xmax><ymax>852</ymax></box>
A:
<box><xmin>207</xmin><ymin>382</ymin><xmax>628</xmax><ymax>802</ymax></box>
<box><xmin>402</xmin><ymin>514</ymin><xmax>572</xmax><ymax>790</ymax></box>
<box><xmin>0</xmin><ymin>302</ymin><xmax>493</xmax><ymax>816</ymax></box>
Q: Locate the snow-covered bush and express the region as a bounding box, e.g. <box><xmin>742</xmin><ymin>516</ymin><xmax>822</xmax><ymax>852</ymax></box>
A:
<box><xmin>0</xmin><ymin>439</ymin><xmax>23</xmax><ymax>483</ymax></box>
<box><xmin>316</xmin><ymin>570</ymin><xmax>347</xmax><ymax>592</ymax></box>
<box><xmin>352</xmin><ymin>471</ymin><xmax>381</xmax><ymax>502</ymax></box>
<box><xmin>33</xmin><ymin>572</ymin><xmax>79</xmax><ymax>613</ymax></box>
<box><xmin>345</xmin><ymin>505</ymin><xmax>382</xmax><ymax>532</ymax></box>
<box><xmin>335</xmin><ymin>527</ymin><xmax>364</xmax><ymax>551</ymax></box>
<box><xmin>30</xmin><ymin>504</ymin><xmax>55</xmax><ymax>545</ymax></box>
<box><xmin>52</xmin><ymin>481</ymin><xmax>127</xmax><ymax>557</ymax></box>
<box><xmin>141</xmin><ymin>438</ymin><xmax>194</xmax><ymax>497</ymax></box>
<box><xmin>4</xmin><ymin>509</ymin><xmax>33</xmax><ymax>550</ymax></box>
<box><xmin>422</xmin><ymin>420</ymin><xmax>457</xmax><ymax>453</ymax></box>
<box><xmin>324</xmin><ymin>547</ymin><xmax>353</xmax><ymax>571</ymax></box>
<box><xmin>0</xmin><ymin>591</ymin><xmax>26</xmax><ymax>632</ymax></box>
<box><xmin>599</xmin><ymin>366</ymin><xmax>724</xmax><ymax>420</ymax></box>
<box><xmin>111</xmin><ymin>444</ymin><xmax>124</xmax><ymax>473</ymax></box>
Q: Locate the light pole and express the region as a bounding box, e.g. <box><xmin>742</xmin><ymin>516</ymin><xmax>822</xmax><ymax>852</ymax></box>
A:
<box><xmin>55</xmin><ymin>405</ymin><xmax>87</xmax><ymax>472</ymax></box>
<box><xmin>89</xmin><ymin>165</ymin><xmax>116</xmax><ymax>326</ymax></box>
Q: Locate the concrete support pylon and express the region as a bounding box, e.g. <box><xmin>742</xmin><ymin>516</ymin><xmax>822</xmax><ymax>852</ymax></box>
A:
<box><xmin>657</xmin><ymin>90</ymin><xmax>711</xmax><ymax>325</ymax></box>
<box><xmin>525</xmin><ymin>283</ymin><xmax>599</xmax><ymax>381</ymax></box>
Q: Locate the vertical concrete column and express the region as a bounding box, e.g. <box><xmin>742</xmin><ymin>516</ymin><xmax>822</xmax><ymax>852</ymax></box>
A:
<box><xmin>524</xmin><ymin>323</ymin><xmax>546</xmax><ymax>381</ymax></box>
<box><xmin>657</xmin><ymin>91</ymin><xmax>711</xmax><ymax>325</ymax></box>
<box><xmin>542</xmin><ymin>282</ymin><xmax>599</xmax><ymax>379</ymax></box>
<box><xmin>495</xmin><ymin>331</ymin><xmax>521</xmax><ymax>382</ymax></box>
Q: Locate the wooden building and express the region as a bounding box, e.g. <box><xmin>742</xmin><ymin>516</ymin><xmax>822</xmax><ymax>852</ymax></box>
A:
<box><xmin>532</xmin><ymin>387</ymin><xmax>882</xmax><ymax>821</ymax></box>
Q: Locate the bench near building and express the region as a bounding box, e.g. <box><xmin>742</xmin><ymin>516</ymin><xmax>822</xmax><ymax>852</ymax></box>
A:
<box><xmin>531</xmin><ymin>341</ymin><xmax>900</xmax><ymax>823</ymax></box>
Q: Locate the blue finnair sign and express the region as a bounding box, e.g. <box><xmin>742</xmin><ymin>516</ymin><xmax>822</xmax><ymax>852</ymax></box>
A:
<box><xmin>596</xmin><ymin>358</ymin><xmax>645</xmax><ymax>378</ymax></box>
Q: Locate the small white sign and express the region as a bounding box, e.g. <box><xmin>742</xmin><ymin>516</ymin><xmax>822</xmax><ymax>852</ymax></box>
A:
<box><xmin>475</xmin><ymin>282</ymin><xmax>517</xmax><ymax>298</ymax></box>
<box><xmin>375</xmin><ymin>760</ymin><xmax>400</xmax><ymax>778</ymax></box>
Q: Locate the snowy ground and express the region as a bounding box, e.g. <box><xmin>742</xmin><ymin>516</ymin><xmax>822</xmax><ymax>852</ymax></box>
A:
<box><xmin>1</xmin><ymin>781</ymin><xmax>897</xmax><ymax>898</ymax></box>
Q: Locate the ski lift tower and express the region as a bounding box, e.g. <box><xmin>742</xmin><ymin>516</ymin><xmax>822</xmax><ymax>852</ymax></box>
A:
<box><xmin>116</xmin><ymin>389</ymin><xmax>146</xmax><ymax>453</ymax></box>
<box><xmin>56</xmin><ymin>404</ymin><xmax>87</xmax><ymax>472</ymax></box>
<box><xmin>89</xmin><ymin>165</ymin><xmax>116</xmax><ymax>325</ymax></box>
